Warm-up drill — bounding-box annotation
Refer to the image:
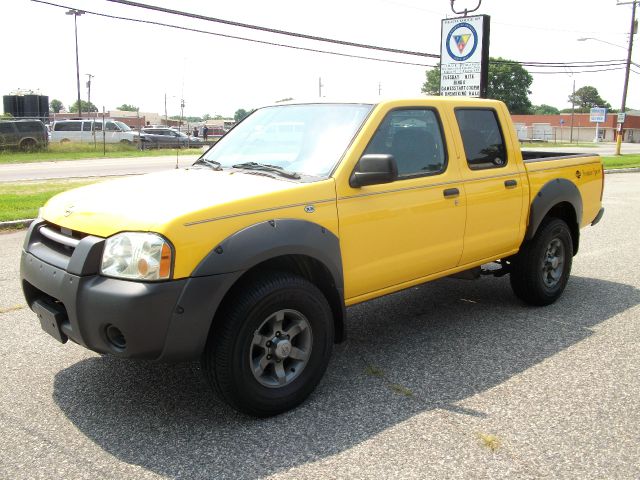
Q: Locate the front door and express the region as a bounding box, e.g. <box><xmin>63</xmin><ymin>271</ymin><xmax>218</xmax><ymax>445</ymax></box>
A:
<box><xmin>336</xmin><ymin>107</ymin><xmax>466</xmax><ymax>302</ymax></box>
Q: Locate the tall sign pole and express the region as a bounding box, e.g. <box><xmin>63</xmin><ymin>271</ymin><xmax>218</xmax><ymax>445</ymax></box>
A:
<box><xmin>440</xmin><ymin>15</ymin><xmax>490</xmax><ymax>98</ymax></box>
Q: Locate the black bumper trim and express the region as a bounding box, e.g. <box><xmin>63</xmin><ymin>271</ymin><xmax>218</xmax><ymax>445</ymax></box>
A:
<box><xmin>591</xmin><ymin>207</ymin><xmax>605</xmax><ymax>226</ymax></box>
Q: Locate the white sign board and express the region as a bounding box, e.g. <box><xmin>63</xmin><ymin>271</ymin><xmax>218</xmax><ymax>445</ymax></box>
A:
<box><xmin>589</xmin><ymin>107</ymin><xmax>607</xmax><ymax>123</ymax></box>
<box><xmin>440</xmin><ymin>15</ymin><xmax>487</xmax><ymax>97</ymax></box>
<box><xmin>617</xmin><ymin>112</ymin><xmax>626</xmax><ymax>123</ymax></box>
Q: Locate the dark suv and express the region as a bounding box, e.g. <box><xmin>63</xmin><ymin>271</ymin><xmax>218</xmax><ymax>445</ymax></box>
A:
<box><xmin>0</xmin><ymin>119</ymin><xmax>48</xmax><ymax>151</ymax></box>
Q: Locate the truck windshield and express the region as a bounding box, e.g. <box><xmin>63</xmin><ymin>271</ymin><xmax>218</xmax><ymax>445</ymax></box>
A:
<box><xmin>200</xmin><ymin>104</ymin><xmax>372</xmax><ymax>177</ymax></box>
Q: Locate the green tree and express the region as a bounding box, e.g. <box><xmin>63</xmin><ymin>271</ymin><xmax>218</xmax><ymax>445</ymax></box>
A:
<box><xmin>117</xmin><ymin>103</ymin><xmax>138</xmax><ymax>112</ymax></box>
<box><xmin>0</xmin><ymin>112</ymin><xmax>13</xmax><ymax>119</ymax></box>
<box><xmin>234</xmin><ymin>108</ymin><xmax>253</xmax><ymax>122</ymax></box>
<box><xmin>202</xmin><ymin>113</ymin><xmax>212</xmax><ymax>121</ymax></box>
<box><xmin>276</xmin><ymin>97</ymin><xmax>294</xmax><ymax>103</ymax></box>
<box><xmin>69</xmin><ymin>100</ymin><xmax>98</xmax><ymax>113</ymax></box>
<box><xmin>568</xmin><ymin>86</ymin><xmax>612</xmax><ymax>112</ymax></box>
<box><xmin>532</xmin><ymin>104</ymin><xmax>560</xmax><ymax>115</ymax></box>
<box><xmin>50</xmin><ymin>99</ymin><xmax>64</xmax><ymax>113</ymax></box>
<box><xmin>421</xmin><ymin>57</ymin><xmax>534</xmax><ymax>114</ymax></box>
<box><xmin>421</xmin><ymin>66</ymin><xmax>441</xmax><ymax>95</ymax></box>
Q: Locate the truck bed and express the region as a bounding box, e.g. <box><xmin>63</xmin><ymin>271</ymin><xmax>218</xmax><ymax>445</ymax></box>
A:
<box><xmin>522</xmin><ymin>151</ymin><xmax>604</xmax><ymax>228</ymax></box>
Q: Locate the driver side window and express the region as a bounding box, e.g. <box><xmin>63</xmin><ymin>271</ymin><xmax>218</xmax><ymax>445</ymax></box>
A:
<box><xmin>455</xmin><ymin>109</ymin><xmax>507</xmax><ymax>170</ymax></box>
<box><xmin>363</xmin><ymin>108</ymin><xmax>447</xmax><ymax>177</ymax></box>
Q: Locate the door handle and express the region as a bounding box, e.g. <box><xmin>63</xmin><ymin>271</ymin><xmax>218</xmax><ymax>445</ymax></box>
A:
<box><xmin>443</xmin><ymin>188</ymin><xmax>460</xmax><ymax>198</ymax></box>
<box><xmin>504</xmin><ymin>179</ymin><xmax>518</xmax><ymax>188</ymax></box>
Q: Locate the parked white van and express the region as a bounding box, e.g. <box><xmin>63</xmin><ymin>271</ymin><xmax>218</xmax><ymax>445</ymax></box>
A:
<box><xmin>51</xmin><ymin>119</ymin><xmax>140</xmax><ymax>144</ymax></box>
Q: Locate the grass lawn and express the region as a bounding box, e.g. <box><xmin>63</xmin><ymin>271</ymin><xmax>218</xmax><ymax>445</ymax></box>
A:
<box><xmin>0</xmin><ymin>179</ymin><xmax>99</xmax><ymax>222</ymax></box>
<box><xmin>0</xmin><ymin>143</ymin><xmax>203</xmax><ymax>164</ymax></box>
<box><xmin>602</xmin><ymin>154</ymin><xmax>640</xmax><ymax>169</ymax></box>
<box><xmin>520</xmin><ymin>142</ymin><xmax>598</xmax><ymax>148</ymax></box>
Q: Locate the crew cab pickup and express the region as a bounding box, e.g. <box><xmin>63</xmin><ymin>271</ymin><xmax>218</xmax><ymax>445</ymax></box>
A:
<box><xmin>21</xmin><ymin>97</ymin><xmax>605</xmax><ymax>416</ymax></box>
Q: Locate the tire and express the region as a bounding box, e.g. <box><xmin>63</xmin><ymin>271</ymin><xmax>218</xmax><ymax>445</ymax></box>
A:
<box><xmin>510</xmin><ymin>218</ymin><xmax>573</xmax><ymax>306</ymax></box>
<box><xmin>60</xmin><ymin>138</ymin><xmax>70</xmax><ymax>144</ymax></box>
<box><xmin>19</xmin><ymin>138</ymin><xmax>37</xmax><ymax>152</ymax></box>
<box><xmin>119</xmin><ymin>139</ymin><xmax>132</xmax><ymax>145</ymax></box>
<box><xmin>202</xmin><ymin>272</ymin><xmax>334</xmax><ymax>417</ymax></box>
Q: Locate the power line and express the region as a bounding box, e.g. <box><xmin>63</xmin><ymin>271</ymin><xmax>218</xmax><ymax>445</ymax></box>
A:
<box><xmin>104</xmin><ymin>0</ymin><xmax>441</xmax><ymax>58</ymax></box>
<box><xmin>31</xmin><ymin>0</ymin><xmax>637</xmax><ymax>73</ymax></box>
<box><xmin>528</xmin><ymin>66</ymin><xmax>628</xmax><ymax>74</ymax></box>
<box><xmin>31</xmin><ymin>0</ymin><xmax>438</xmax><ymax>67</ymax></box>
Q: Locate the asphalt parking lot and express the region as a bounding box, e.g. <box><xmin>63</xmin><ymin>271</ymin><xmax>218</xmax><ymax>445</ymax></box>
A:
<box><xmin>0</xmin><ymin>172</ymin><xmax>638</xmax><ymax>479</ymax></box>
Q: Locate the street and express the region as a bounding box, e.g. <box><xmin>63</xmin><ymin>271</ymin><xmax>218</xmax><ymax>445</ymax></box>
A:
<box><xmin>0</xmin><ymin>154</ymin><xmax>199</xmax><ymax>183</ymax></box>
<box><xmin>0</xmin><ymin>172</ymin><xmax>638</xmax><ymax>479</ymax></box>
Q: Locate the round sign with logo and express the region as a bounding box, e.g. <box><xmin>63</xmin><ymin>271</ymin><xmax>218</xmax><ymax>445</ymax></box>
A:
<box><xmin>445</xmin><ymin>22</ymin><xmax>479</xmax><ymax>62</ymax></box>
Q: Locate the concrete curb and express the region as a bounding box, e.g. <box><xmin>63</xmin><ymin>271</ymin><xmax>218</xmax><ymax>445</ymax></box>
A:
<box><xmin>604</xmin><ymin>167</ymin><xmax>640</xmax><ymax>174</ymax></box>
<box><xmin>0</xmin><ymin>219</ymin><xmax>33</xmax><ymax>230</ymax></box>
<box><xmin>1</xmin><ymin>168</ymin><xmax>638</xmax><ymax>231</ymax></box>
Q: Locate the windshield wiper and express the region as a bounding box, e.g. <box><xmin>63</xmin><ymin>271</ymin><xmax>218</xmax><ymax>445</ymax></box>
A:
<box><xmin>193</xmin><ymin>158</ymin><xmax>222</xmax><ymax>170</ymax></box>
<box><xmin>231</xmin><ymin>162</ymin><xmax>300</xmax><ymax>179</ymax></box>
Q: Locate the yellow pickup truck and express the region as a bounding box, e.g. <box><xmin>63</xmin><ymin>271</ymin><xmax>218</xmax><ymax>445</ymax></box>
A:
<box><xmin>21</xmin><ymin>97</ymin><xmax>604</xmax><ymax>416</ymax></box>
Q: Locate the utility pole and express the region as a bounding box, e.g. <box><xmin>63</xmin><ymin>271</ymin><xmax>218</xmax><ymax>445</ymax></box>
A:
<box><xmin>318</xmin><ymin>77</ymin><xmax>323</xmax><ymax>98</ymax></box>
<box><xmin>66</xmin><ymin>9</ymin><xmax>85</xmax><ymax>118</ymax></box>
<box><xmin>86</xmin><ymin>73</ymin><xmax>94</xmax><ymax>112</ymax></box>
<box><xmin>570</xmin><ymin>79</ymin><xmax>575</xmax><ymax>143</ymax></box>
<box><xmin>378</xmin><ymin>82</ymin><xmax>382</xmax><ymax>96</ymax></box>
<box><xmin>164</xmin><ymin>93</ymin><xmax>168</xmax><ymax>126</ymax></box>
<box><xmin>615</xmin><ymin>0</ymin><xmax>637</xmax><ymax>155</ymax></box>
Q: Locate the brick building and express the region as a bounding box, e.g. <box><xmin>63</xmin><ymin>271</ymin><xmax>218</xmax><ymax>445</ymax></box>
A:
<box><xmin>510</xmin><ymin>112</ymin><xmax>640</xmax><ymax>143</ymax></box>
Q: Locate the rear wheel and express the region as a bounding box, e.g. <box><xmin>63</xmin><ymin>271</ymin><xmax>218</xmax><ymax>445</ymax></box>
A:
<box><xmin>510</xmin><ymin>218</ymin><xmax>573</xmax><ymax>306</ymax></box>
<box><xmin>202</xmin><ymin>272</ymin><xmax>334</xmax><ymax>417</ymax></box>
<box><xmin>119</xmin><ymin>139</ymin><xmax>132</xmax><ymax>145</ymax></box>
<box><xmin>19</xmin><ymin>138</ymin><xmax>37</xmax><ymax>152</ymax></box>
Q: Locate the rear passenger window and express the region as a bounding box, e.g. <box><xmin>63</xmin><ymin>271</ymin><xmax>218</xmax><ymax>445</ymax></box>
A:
<box><xmin>55</xmin><ymin>122</ymin><xmax>81</xmax><ymax>132</ymax></box>
<box><xmin>455</xmin><ymin>109</ymin><xmax>507</xmax><ymax>170</ymax></box>
<box><xmin>363</xmin><ymin>108</ymin><xmax>447</xmax><ymax>177</ymax></box>
<box><xmin>0</xmin><ymin>123</ymin><xmax>14</xmax><ymax>134</ymax></box>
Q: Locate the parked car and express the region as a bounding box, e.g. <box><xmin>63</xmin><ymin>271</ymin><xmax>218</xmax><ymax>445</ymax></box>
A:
<box><xmin>0</xmin><ymin>119</ymin><xmax>48</xmax><ymax>151</ymax></box>
<box><xmin>51</xmin><ymin>119</ymin><xmax>140</xmax><ymax>144</ymax></box>
<box><xmin>141</xmin><ymin>127</ymin><xmax>204</xmax><ymax>148</ymax></box>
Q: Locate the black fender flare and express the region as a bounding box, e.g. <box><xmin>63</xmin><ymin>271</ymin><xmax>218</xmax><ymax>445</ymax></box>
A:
<box><xmin>525</xmin><ymin>178</ymin><xmax>582</xmax><ymax>241</ymax></box>
<box><xmin>191</xmin><ymin>218</ymin><xmax>346</xmax><ymax>340</ymax></box>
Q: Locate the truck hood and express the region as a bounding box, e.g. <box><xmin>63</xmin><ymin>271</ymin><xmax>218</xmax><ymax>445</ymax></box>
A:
<box><xmin>41</xmin><ymin>168</ymin><xmax>336</xmax><ymax>238</ymax></box>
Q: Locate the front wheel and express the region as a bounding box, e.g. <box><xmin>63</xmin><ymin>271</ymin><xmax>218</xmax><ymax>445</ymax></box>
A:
<box><xmin>510</xmin><ymin>218</ymin><xmax>573</xmax><ymax>306</ymax></box>
<box><xmin>202</xmin><ymin>272</ymin><xmax>334</xmax><ymax>417</ymax></box>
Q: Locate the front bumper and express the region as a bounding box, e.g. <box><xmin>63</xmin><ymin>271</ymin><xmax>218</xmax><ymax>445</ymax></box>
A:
<box><xmin>20</xmin><ymin>219</ymin><xmax>241</xmax><ymax>361</ymax></box>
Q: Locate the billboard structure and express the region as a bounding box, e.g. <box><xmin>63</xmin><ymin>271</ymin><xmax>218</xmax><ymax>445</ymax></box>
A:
<box><xmin>440</xmin><ymin>15</ymin><xmax>490</xmax><ymax>98</ymax></box>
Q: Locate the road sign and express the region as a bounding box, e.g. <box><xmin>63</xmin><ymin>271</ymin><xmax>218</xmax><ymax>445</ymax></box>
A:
<box><xmin>589</xmin><ymin>107</ymin><xmax>607</xmax><ymax>123</ymax></box>
<box><xmin>617</xmin><ymin>112</ymin><xmax>626</xmax><ymax>123</ymax></box>
<box><xmin>440</xmin><ymin>15</ymin><xmax>490</xmax><ymax>98</ymax></box>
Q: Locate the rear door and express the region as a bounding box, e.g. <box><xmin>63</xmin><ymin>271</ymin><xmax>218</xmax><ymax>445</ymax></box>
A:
<box><xmin>453</xmin><ymin>107</ymin><xmax>526</xmax><ymax>264</ymax></box>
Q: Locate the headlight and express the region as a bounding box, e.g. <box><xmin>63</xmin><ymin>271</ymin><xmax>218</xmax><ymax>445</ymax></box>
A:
<box><xmin>101</xmin><ymin>232</ymin><xmax>172</xmax><ymax>281</ymax></box>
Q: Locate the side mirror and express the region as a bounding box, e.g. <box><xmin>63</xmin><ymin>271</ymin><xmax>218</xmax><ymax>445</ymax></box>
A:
<box><xmin>350</xmin><ymin>154</ymin><xmax>398</xmax><ymax>188</ymax></box>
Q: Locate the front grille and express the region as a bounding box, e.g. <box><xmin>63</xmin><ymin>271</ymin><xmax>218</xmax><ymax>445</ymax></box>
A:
<box><xmin>37</xmin><ymin>222</ymin><xmax>88</xmax><ymax>257</ymax></box>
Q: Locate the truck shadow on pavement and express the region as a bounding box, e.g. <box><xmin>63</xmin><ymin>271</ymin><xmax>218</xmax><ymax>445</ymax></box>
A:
<box><xmin>53</xmin><ymin>275</ymin><xmax>639</xmax><ymax>479</ymax></box>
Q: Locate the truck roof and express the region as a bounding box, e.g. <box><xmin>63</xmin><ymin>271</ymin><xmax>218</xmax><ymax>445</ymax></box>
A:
<box><xmin>266</xmin><ymin>96</ymin><xmax>505</xmax><ymax>108</ymax></box>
